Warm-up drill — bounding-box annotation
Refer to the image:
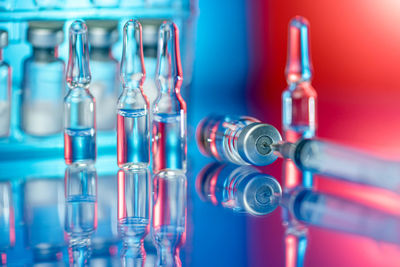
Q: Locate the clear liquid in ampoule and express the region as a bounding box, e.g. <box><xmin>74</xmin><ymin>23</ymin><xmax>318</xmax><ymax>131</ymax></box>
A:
<box><xmin>64</xmin><ymin>20</ymin><xmax>96</xmax><ymax>165</ymax></box>
<box><xmin>152</xmin><ymin>22</ymin><xmax>187</xmax><ymax>173</ymax></box>
<box><xmin>118</xmin><ymin>20</ymin><xmax>150</xmax><ymax>169</ymax></box>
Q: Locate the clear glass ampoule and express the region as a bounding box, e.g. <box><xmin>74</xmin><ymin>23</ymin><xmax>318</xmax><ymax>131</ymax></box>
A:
<box><xmin>64</xmin><ymin>20</ymin><xmax>96</xmax><ymax>165</ymax></box>
<box><xmin>118</xmin><ymin>20</ymin><xmax>150</xmax><ymax>169</ymax></box>
<box><xmin>0</xmin><ymin>30</ymin><xmax>11</xmax><ymax>138</ymax></box>
<box><xmin>0</xmin><ymin>182</ymin><xmax>15</xmax><ymax>265</ymax></box>
<box><xmin>152</xmin><ymin>171</ymin><xmax>187</xmax><ymax>267</ymax></box>
<box><xmin>282</xmin><ymin>16</ymin><xmax>317</xmax><ymax>189</ymax></box>
<box><xmin>117</xmin><ymin>168</ymin><xmax>151</xmax><ymax>266</ymax></box>
<box><xmin>196</xmin><ymin>115</ymin><xmax>282</xmax><ymax>166</ymax></box>
<box><xmin>152</xmin><ymin>21</ymin><xmax>187</xmax><ymax>173</ymax></box>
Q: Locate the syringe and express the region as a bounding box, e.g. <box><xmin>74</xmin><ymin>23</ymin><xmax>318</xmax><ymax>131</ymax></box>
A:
<box><xmin>273</xmin><ymin>139</ymin><xmax>400</xmax><ymax>192</ymax></box>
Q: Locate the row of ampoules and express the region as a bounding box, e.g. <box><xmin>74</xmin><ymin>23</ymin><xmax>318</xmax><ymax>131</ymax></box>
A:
<box><xmin>64</xmin><ymin>19</ymin><xmax>186</xmax><ymax>174</ymax></box>
<box><xmin>0</xmin><ymin>166</ymin><xmax>187</xmax><ymax>266</ymax></box>
<box><xmin>0</xmin><ymin>19</ymin><xmax>162</xmax><ymax>138</ymax></box>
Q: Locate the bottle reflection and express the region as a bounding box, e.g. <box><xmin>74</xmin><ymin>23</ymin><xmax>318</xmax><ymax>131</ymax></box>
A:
<box><xmin>0</xmin><ymin>182</ymin><xmax>14</xmax><ymax>265</ymax></box>
<box><xmin>24</xmin><ymin>178</ymin><xmax>65</xmax><ymax>264</ymax></box>
<box><xmin>117</xmin><ymin>168</ymin><xmax>151</xmax><ymax>267</ymax></box>
<box><xmin>64</xmin><ymin>164</ymin><xmax>97</xmax><ymax>267</ymax></box>
<box><xmin>196</xmin><ymin>163</ymin><xmax>282</xmax><ymax>216</ymax></box>
<box><xmin>152</xmin><ymin>171</ymin><xmax>187</xmax><ymax>267</ymax></box>
<box><xmin>284</xmin><ymin>188</ymin><xmax>400</xmax><ymax>245</ymax></box>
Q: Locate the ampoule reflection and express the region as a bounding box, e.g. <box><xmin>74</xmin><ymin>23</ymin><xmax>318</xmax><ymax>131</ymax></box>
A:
<box><xmin>64</xmin><ymin>164</ymin><xmax>97</xmax><ymax>266</ymax></box>
<box><xmin>64</xmin><ymin>20</ymin><xmax>96</xmax><ymax>165</ymax></box>
<box><xmin>196</xmin><ymin>163</ymin><xmax>282</xmax><ymax>216</ymax></box>
<box><xmin>152</xmin><ymin>171</ymin><xmax>187</xmax><ymax>267</ymax></box>
<box><xmin>152</xmin><ymin>22</ymin><xmax>187</xmax><ymax>173</ymax></box>
<box><xmin>0</xmin><ymin>182</ymin><xmax>14</xmax><ymax>265</ymax></box>
<box><xmin>282</xmin><ymin>16</ymin><xmax>317</xmax><ymax>189</ymax></box>
<box><xmin>284</xmin><ymin>188</ymin><xmax>400</xmax><ymax>245</ymax></box>
<box><xmin>118</xmin><ymin>20</ymin><xmax>150</xmax><ymax>169</ymax></box>
<box><xmin>117</xmin><ymin>168</ymin><xmax>151</xmax><ymax>266</ymax></box>
<box><xmin>0</xmin><ymin>30</ymin><xmax>11</xmax><ymax>138</ymax></box>
<box><xmin>24</xmin><ymin>179</ymin><xmax>65</xmax><ymax>263</ymax></box>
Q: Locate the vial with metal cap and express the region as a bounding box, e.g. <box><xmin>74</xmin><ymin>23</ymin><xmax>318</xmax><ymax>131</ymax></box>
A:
<box><xmin>0</xmin><ymin>30</ymin><xmax>11</xmax><ymax>138</ymax></box>
<box><xmin>196</xmin><ymin>115</ymin><xmax>282</xmax><ymax>166</ymax></box>
<box><xmin>64</xmin><ymin>20</ymin><xmax>96</xmax><ymax>165</ymax></box>
<box><xmin>21</xmin><ymin>21</ymin><xmax>65</xmax><ymax>137</ymax></box>
<box><xmin>117</xmin><ymin>19</ymin><xmax>150</xmax><ymax>169</ymax></box>
<box><xmin>196</xmin><ymin>163</ymin><xmax>282</xmax><ymax>216</ymax></box>
<box><xmin>282</xmin><ymin>16</ymin><xmax>317</xmax><ymax>189</ymax></box>
<box><xmin>87</xmin><ymin>20</ymin><xmax>120</xmax><ymax>131</ymax></box>
<box><xmin>152</xmin><ymin>21</ymin><xmax>187</xmax><ymax>173</ymax></box>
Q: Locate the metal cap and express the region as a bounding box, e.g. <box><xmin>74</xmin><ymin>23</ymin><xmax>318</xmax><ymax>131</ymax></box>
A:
<box><xmin>28</xmin><ymin>21</ymin><xmax>64</xmax><ymax>48</ymax></box>
<box><xmin>86</xmin><ymin>20</ymin><xmax>119</xmax><ymax>48</ymax></box>
<box><xmin>237</xmin><ymin>123</ymin><xmax>282</xmax><ymax>166</ymax></box>
<box><xmin>0</xmin><ymin>30</ymin><xmax>8</xmax><ymax>48</ymax></box>
<box><xmin>238</xmin><ymin>174</ymin><xmax>282</xmax><ymax>216</ymax></box>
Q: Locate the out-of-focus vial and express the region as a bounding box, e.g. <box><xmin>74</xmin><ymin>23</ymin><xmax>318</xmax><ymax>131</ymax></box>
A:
<box><xmin>141</xmin><ymin>20</ymin><xmax>163</xmax><ymax>108</ymax></box>
<box><xmin>152</xmin><ymin>171</ymin><xmax>186</xmax><ymax>267</ymax></box>
<box><xmin>196</xmin><ymin>115</ymin><xmax>282</xmax><ymax>166</ymax></box>
<box><xmin>64</xmin><ymin>164</ymin><xmax>97</xmax><ymax>266</ymax></box>
<box><xmin>92</xmin><ymin>175</ymin><xmax>118</xmax><ymax>257</ymax></box>
<box><xmin>0</xmin><ymin>182</ymin><xmax>15</xmax><ymax>265</ymax></box>
<box><xmin>21</xmin><ymin>21</ymin><xmax>65</xmax><ymax>137</ymax></box>
<box><xmin>64</xmin><ymin>20</ymin><xmax>96</xmax><ymax>165</ymax></box>
<box><xmin>24</xmin><ymin>179</ymin><xmax>65</xmax><ymax>262</ymax></box>
<box><xmin>282</xmin><ymin>16</ymin><xmax>317</xmax><ymax>189</ymax></box>
<box><xmin>118</xmin><ymin>168</ymin><xmax>151</xmax><ymax>266</ymax></box>
<box><xmin>196</xmin><ymin>163</ymin><xmax>282</xmax><ymax>216</ymax></box>
<box><xmin>0</xmin><ymin>30</ymin><xmax>11</xmax><ymax>138</ymax></box>
<box><xmin>152</xmin><ymin>21</ymin><xmax>187</xmax><ymax>173</ymax></box>
<box><xmin>87</xmin><ymin>20</ymin><xmax>120</xmax><ymax>131</ymax></box>
<box><xmin>117</xmin><ymin>20</ymin><xmax>150</xmax><ymax>169</ymax></box>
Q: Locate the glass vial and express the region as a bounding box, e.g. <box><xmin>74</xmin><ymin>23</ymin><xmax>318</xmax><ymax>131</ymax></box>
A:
<box><xmin>282</xmin><ymin>16</ymin><xmax>317</xmax><ymax>189</ymax></box>
<box><xmin>152</xmin><ymin>171</ymin><xmax>186</xmax><ymax>267</ymax></box>
<box><xmin>21</xmin><ymin>21</ymin><xmax>65</xmax><ymax>136</ymax></box>
<box><xmin>87</xmin><ymin>20</ymin><xmax>120</xmax><ymax>131</ymax></box>
<box><xmin>118</xmin><ymin>168</ymin><xmax>151</xmax><ymax>266</ymax></box>
<box><xmin>196</xmin><ymin>115</ymin><xmax>282</xmax><ymax>166</ymax></box>
<box><xmin>0</xmin><ymin>30</ymin><xmax>11</xmax><ymax>138</ymax></box>
<box><xmin>64</xmin><ymin>164</ymin><xmax>97</xmax><ymax>267</ymax></box>
<box><xmin>118</xmin><ymin>20</ymin><xmax>150</xmax><ymax>169</ymax></box>
<box><xmin>64</xmin><ymin>20</ymin><xmax>96</xmax><ymax>165</ymax></box>
<box><xmin>0</xmin><ymin>182</ymin><xmax>14</xmax><ymax>265</ymax></box>
<box><xmin>152</xmin><ymin>21</ymin><xmax>187</xmax><ymax>173</ymax></box>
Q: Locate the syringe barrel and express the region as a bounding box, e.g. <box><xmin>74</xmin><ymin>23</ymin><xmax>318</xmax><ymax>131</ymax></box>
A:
<box><xmin>292</xmin><ymin>189</ymin><xmax>400</xmax><ymax>244</ymax></box>
<box><xmin>196</xmin><ymin>115</ymin><xmax>282</xmax><ymax>166</ymax></box>
<box><xmin>294</xmin><ymin>139</ymin><xmax>400</xmax><ymax>192</ymax></box>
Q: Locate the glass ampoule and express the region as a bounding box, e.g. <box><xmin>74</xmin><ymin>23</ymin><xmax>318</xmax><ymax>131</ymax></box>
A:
<box><xmin>152</xmin><ymin>171</ymin><xmax>187</xmax><ymax>267</ymax></box>
<box><xmin>282</xmin><ymin>16</ymin><xmax>317</xmax><ymax>189</ymax></box>
<box><xmin>64</xmin><ymin>20</ymin><xmax>96</xmax><ymax>165</ymax></box>
<box><xmin>117</xmin><ymin>168</ymin><xmax>151</xmax><ymax>266</ymax></box>
<box><xmin>0</xmin><ymin>182</ymin><xmax>14</xmax><ymax>265</ymax></box>
<box><xmin>117</xmin><ymin>20</ymin><xmax>150</xmax><ymax>169</ymax></box>
<box><xmin>152</xmin><ymin>21</ymin><xmax>187</xmax><ymax>173</ymax></box>
<box><xmin>0</xmin><ymin>30</ymin><xmax>11</xmax><ymax>138</ymax></box>
<box><xmin>87</xmin><ymin>20</ymin><xmax>120</xmax><ymax>131</ymax></box>
<box><xmin>196</xmin><ymin>163</ymin><xmax>282</xmax><ymax>216</ymax></box>
<box><xmin>64</xmin><ymin>164</ymin><xmax>97</xmax><ymax>267</ymax></box>
<box><xmin>22</xmin><ymin>21</ymin><xmax>65</xmax><ymax>136</ymax></box>
<box><xmin>196</xmin><ymin>115</ymin><xmax>282</xmax><ymax>166</ymax></box>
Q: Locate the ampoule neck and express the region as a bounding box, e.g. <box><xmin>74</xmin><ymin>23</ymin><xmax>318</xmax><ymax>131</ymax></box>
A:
<box><xmin>287</xmin><ymin>80</ymin><xmax>312</xmax><ymax>90</ymax></box>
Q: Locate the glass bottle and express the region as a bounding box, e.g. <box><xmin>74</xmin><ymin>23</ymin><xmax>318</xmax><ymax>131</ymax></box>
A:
<box><xmin>21</xmin><ymin>21</ymin><xmax>65</xmax><ymax>136</ymax></box>
<box><xmin>64</xmin><ymin>20</ymin><xmax>96</xmax><ymax>165</ymax></box>
<box><xmin>87</xmin><ymin>20</ymin><xmax>120</xmax><ymax>131</ymax></box>
<box><xmin>0</xmin><ymin>182</ymin><xmax>14</xmax><ymax>265</ymax></box>
<box><xmin>196</xmin><ymin>115</ymin><xmax>282</xmax><ymax>166</ymax></box>
<box><xmin>117</xmin><ymin>19</ymin><xmax>150</xmax><ymax>169</ymax></box>
<box><xmin>152</xmin><ymin>171</ymin><xmax>186</xmax><ymax>267</ymax></box>
<box><xmin>282</xmin><ymin>16</ymin><xmax>317</xmax><ymax>189</ymax></box>
<box><xmin>152</xmin><ymin>21</ymin><xmax>187</xmax><ymax>173</ymax></box>
<box><xmin>0</xmin><ymin>29</ymin><xmax>10</xmax><ymax>138</ymax></box>
<box><xmin>117</xmin><ymin>168</ymin><xmax>151</xmax><ymax>266</ymax></box>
